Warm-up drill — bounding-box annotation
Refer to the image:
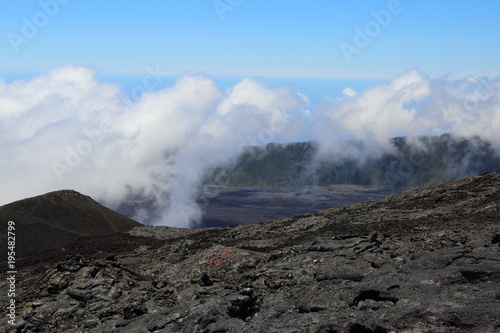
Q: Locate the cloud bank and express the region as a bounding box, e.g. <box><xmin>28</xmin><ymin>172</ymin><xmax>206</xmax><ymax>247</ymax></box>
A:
<box><xmin>0</xmin><ymin>67</ymin><xmax>304</xmax><ymax>227</ymax></box>
<box><xmin>0</xmin><ymin>67</ymin><xmax>499</xmax><ymax>227</ymax></box>
<box><xmin>314</xmin><ymin>70</ymin><xmax>500</xmax><ymax>159</ymax></box>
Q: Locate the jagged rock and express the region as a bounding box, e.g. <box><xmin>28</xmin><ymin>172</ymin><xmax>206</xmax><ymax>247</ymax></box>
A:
<box><xmin>1</xmin><ymin>171</ymin><xmax>500</xmax><ymax>332</ymax></box>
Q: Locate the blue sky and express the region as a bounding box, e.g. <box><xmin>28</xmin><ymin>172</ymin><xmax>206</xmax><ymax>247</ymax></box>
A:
<box><xmin>1</xmin><ymin>0</ymin><xmax>500</xmax><ymax>81</ymax></box>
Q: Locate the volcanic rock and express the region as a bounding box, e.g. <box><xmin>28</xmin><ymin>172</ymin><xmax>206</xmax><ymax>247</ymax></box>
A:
<box><xmin>1</xmin><ymin>172</ymin><xmax>500</xmax><ymax>332</ymax></box>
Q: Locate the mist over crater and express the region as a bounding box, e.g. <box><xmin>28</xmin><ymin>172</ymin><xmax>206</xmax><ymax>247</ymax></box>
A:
<box><xmin>1</xmin><ymin>67</ymin><xmax>499</xmax><ymax>227</ymax></box>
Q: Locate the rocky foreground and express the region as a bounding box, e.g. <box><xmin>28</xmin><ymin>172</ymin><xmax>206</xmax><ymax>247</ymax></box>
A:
<box><xmin>1</xmin><ymin>172</ymin><xmax>500</xmax><ymax>332</ymax></box>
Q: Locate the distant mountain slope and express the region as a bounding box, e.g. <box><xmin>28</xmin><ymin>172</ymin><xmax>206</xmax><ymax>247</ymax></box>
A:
<box><xmin>0</xmin><ymin>190</ymin><xmax>141</xmax><ymax>256</ymax></box>
<box><xmin>206</xmin><ymin>134</ymin><xmax>500</xmax><ymax>188</ymax></box>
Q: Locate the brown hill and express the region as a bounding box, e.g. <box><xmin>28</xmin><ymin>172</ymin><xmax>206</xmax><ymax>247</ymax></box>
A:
<box><xmin>0</xmin><ymin>190</ymin><xmax>141</xmax><ymax>256</ymax></box>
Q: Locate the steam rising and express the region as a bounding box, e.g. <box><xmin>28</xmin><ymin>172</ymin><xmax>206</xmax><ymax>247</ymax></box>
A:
<box><xmin>0</xmin><ymin>67</ymin><xmax>498</xmax><ymax>227</ymax></box>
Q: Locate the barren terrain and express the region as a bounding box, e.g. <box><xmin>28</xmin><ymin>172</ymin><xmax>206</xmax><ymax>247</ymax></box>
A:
<box><xmin>1</xmin><ymin>172</ymin><xmax>499</xmax><ymax>332</ymax></box>
<box><xmin>199</xmin><ymin>185</ymin><xmax>401</xmax><ymax>227</ymax></box>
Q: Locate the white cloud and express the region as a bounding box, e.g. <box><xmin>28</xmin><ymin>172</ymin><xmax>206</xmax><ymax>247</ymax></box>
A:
<box><xmin>297</xmin><ymin>92</ymin><xmax>311</xmax><ymax>105</ymax></box>
<box><xmin>342</xmin><ymin>87</ymin><xmax>356</xmax><ymax>97</ymax></box>
<box><xmin>0</xmin><ymin>67</ymin><xmax>304</xmax><ymax>227</ymax></box>
<box><xmin>314</xmin><ymin>70</ymin><xmax>500</xmax><ymax>158</ymax></box>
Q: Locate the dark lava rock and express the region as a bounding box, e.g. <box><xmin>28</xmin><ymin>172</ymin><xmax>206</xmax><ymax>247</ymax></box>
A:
<box><xmin>1</xmin><ymin>171</ymin><xmax>500</xmax><ymax>332</ymax></box>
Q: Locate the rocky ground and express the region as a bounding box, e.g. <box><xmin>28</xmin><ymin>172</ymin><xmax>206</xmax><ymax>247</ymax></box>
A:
<box><xmin>1</xmin><ymin>172</ymin><xmax>500</xmax><ymax>332</ymax></box>
<box><xmin>197</xmin><ymin>185</ymin><xmax>399</xmax><ymax>227</ymax></box>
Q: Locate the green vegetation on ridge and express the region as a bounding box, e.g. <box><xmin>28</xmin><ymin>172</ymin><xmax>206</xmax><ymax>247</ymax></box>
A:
<box><xmin>205</xmin><ymin>134</ymin><xmax>500</xmax><ymax>189</ymax></box>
